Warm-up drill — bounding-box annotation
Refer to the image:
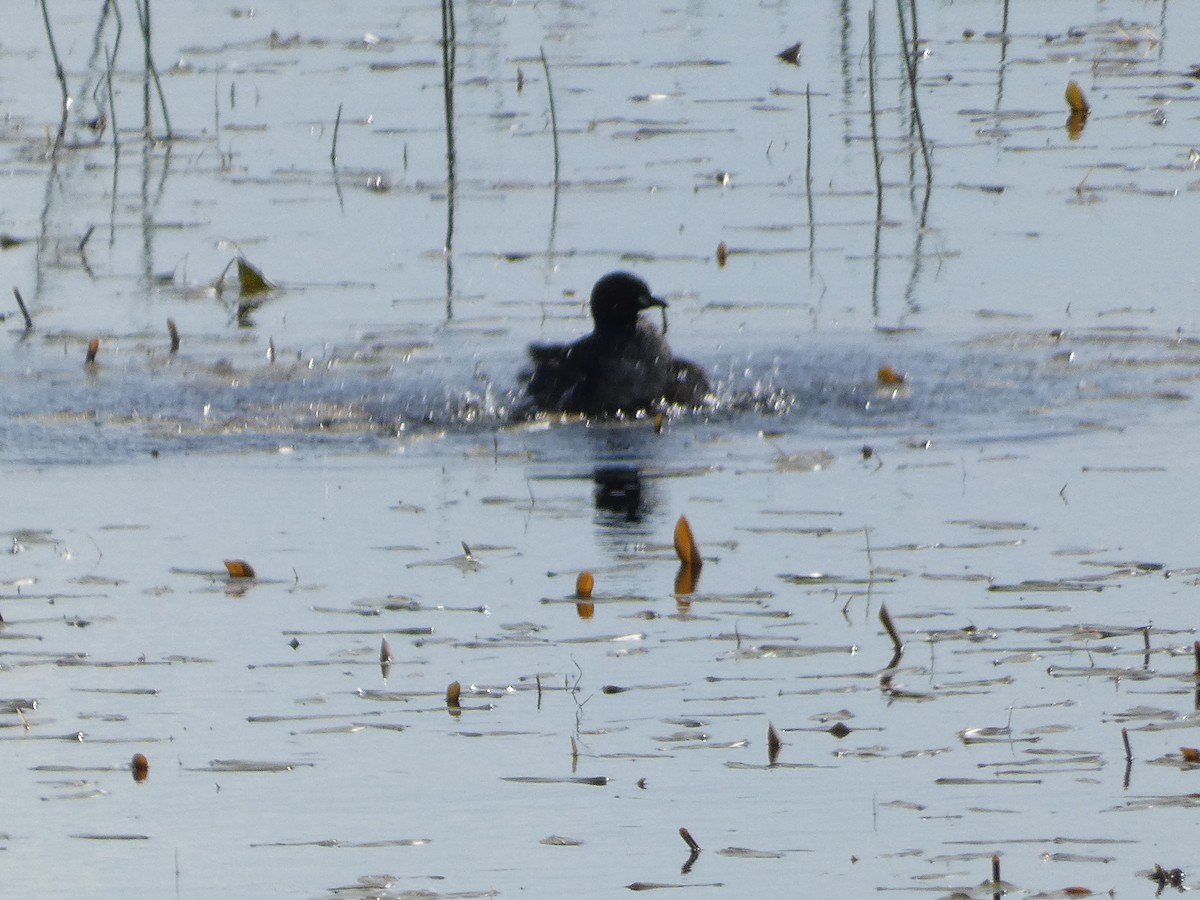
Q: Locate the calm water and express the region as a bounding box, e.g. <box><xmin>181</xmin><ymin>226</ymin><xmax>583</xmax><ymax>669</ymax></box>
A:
<box><xmin>4</xmin><ymin>1</ymin><xmax>1200</xmax><ymax>897</ymax></box>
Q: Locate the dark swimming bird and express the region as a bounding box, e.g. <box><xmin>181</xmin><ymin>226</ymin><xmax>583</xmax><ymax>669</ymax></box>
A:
<box><xmin>523</xmin><ymin>272</ymin><xmax>710</xmax><ymax>417</ymax></box>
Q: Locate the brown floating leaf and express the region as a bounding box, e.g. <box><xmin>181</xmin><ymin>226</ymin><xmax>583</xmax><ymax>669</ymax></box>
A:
<box><xmin>236</xmin><ymin>256</ymin><xmax>275</xmax><ymax>297</ymax></box>
<box><xmin>715</xmin><ymin>241</ymin><xmax>729</xmax><ymax>268</ymax></box>
<box><xmin>575</xmin><ymin>571</ymin><xmax>594</xmax><ymax>599</ymax></box>
<box><xmin>223</xmin><ymin>559</ymin><xmax>256</xmax><ymax>579</ymax></box>
<box><xmin>767</xmin><ymin>722</ymin><xmax>783</xmax><ymax>764</ymax></box>
<box><xmin>777</xmin><ymin>42</ymin><xmax>802</xmax><ymax>65</ymax></box>
<box><xmin>679</xmin><ymin>827</ymin><xmax>701</xmax><ymax>852</ymax></box>
<box><xmin>673</xmin><ymin>516</ymin><xmax>701</xmax><ymax>569</ymax></box>
<box><xmin>131</xmin><ymin>753</ymin><xmax>149</xmax><ymax>782</ymax></box>
<box><xmin>1065</xmin><ymin>80</ymin><xmax>1089</xmax><ymax>115</ymax></box>
<box><xmin>877</xmin><ymin>364</ymin><xmax>905</xmax><ymax>386</ymax></box>
<box><xmin>85</xmin><ymin>337</ymin><xmax>100</xmax><ymax>365</ymax></box>
<box><xmin>446</xmin><ymin>681</ymin><xmax>461</xmax><ymax>708</ymax></box>
<box><xmin>1181</xmin><ymin>747</ymin><xmax>1200</xmax><ymax>763</ymax></box>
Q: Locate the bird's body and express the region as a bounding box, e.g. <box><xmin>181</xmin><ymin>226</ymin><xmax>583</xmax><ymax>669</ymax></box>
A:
<box><xmin>523</xmin><ymin>272</ymin><xmax>709</xmax><ymax>417</ymax></box>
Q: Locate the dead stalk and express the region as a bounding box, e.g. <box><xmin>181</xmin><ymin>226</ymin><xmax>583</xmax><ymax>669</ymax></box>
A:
<box><xmin>879</xmin><ymin>603</ymin><xmax>903</xmax><ymax>653</ymax></box>
<box><xmin>13</xmin><ymin>287</ymin><xmax>33</xmax><ymax>331</ymax></box>
<box><xmin>866</xmin><ymin>6</ymin><xmax>883</xmax><ymax>221</ymax></box>
<box><xmin>330</xmin><ymin>102</ymin><xmax>343</xmax><ymax>166</ymax></box>
<box><xmin>38</xmin><ymin>0</ymin><xmax>70</xmax><ymax>151</ymax></box>
<box><xmin>540</xmin><ymin>46</ymin><xmax>561</xmax><ymax>188</ymax></box>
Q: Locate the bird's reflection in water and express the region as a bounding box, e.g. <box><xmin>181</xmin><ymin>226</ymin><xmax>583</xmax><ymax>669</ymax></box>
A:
<box><xmin>592</xmin><ymin>462</ymin><xmax>663</xmax><ymax>551</ymax></box>
<box><xmin>593</xmin><ymin>464</ymin><xmax>651</xmax><ymax>524</ymax></box>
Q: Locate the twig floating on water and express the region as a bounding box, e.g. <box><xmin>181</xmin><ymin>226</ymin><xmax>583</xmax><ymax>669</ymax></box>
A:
<box><xmin>679</xmin><ymin>827</ymin><xmax>700</xmax><ymax>852</ymax></box>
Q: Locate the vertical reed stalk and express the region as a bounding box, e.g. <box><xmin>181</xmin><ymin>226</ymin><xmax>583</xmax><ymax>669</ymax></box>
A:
<box><xmin>866</xmin><ymin>6</ymin><xmax>883</xmax><ymax>221</ymax></box>
<box><xmin>540</xmin><ymin>47</ymin><xmax>561</xmax><ymax>188</ymax></box>
<box><xmin>38</xmin><ymin>0</ymin><xmax>70</xmax><ymax>151</ymax></box>
<box><xmin>804</xmin><ymin>84</ymin><xmax>815</xmax><ymax>258</ymax></box>
<box><xmin>439</xmin><ymin>0</ymin><xmax>458</xmax><ymax>318</ymax></box>
<box><xmin>330</xmin><ymin>102</ymin><xmax>343</xmax><ymax>166</ymax></box>
<box><xmin>896</xmin><ymin>0</ymin><xmax>931</xmax><ymax>202</ymax></box>
<box><xmin>104</xmin><ymin>44</ymin><xmax>119</xmax><ymax>164</ymax></box>
<box><xmin>133</xmin><ymin>0</ymin><xmax>172</xmax><ymax>139</ymax></box>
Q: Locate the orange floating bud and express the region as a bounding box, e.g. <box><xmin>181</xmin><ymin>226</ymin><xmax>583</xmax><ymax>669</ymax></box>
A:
<box><xmin>1181</xmin><ymin>746</ymin><xmax>1200</xmax><ymax>763</ymax></box>
<box><xmin>85</xmin><ymin>337</ymin><xmax>100</xmax><ymax>365</ymax></box>
<box><xmin>716</xmin><ymin>241</ymin><xmax>729</xmax><ymax>268</ymax></box>
<box><xmin>131</xmin><ymin>752</ymin><xmax>149</xmax><ymax>781</ymax></box>
<box><xmin>575</xmin><ymin>571</ymin><xmax>594</xmax><ymax>599</ymax></box>
<box><xmin>673</xmin><ymin>516</ymin><xmax>701</xmax><ymax>569</ymax></box>
<box><xmin>446</xmin><ymin>681</ymin><xmax>461</xmax><ymax>708</ymax></box>
<box><xmin>1065</xmin><ymin>80</ymin><xmax>1089</xmax><ymax>115</ymax></box>
<box><xmin>877</xmin><ymin>364</ymin><xmax>905</xmax><ymax>386</ymax></box>
<box><xmin>223</xmin><ymin>559</ymin><xmax>256</xmax><ymax>579</ymax></box>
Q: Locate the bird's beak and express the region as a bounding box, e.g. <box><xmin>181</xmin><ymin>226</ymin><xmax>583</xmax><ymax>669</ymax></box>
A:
<box><xmin>641</xmin><ymin>294</ymin><xmax>668</xmax><ymax>310</ymax></box>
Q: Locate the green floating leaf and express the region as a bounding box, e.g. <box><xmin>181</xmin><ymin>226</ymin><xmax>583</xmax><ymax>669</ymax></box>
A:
<box><xmin>237</xmin><ymin>256</ymin><xmax>275</xmax><ymax>297</ymax></box>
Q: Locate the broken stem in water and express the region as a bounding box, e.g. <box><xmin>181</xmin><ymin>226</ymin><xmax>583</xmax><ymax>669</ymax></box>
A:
<box><xmin>879</xmin><ymin>603</ymin><xmax>903</xmax><ymax>654</ymax></box>
<box><xmin>13</xmin><ymin>287</ymin><xmax>33</xmax><ymax>331</ymax></box>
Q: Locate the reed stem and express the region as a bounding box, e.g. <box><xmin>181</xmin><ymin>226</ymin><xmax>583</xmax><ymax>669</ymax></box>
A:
<box><xmin>540</xmin><ymin>46</ymin><xmax>561</xmax><ymax>188</ymax></box>
<box><xmin>37</xmin><ymin>0</ymin><xmax>70</xmax><ymax>152</ymax></box>
<box><xmin>330</xmin><ymin>102</ymin><xmax>343</xmax><ymax>166</ymax></box>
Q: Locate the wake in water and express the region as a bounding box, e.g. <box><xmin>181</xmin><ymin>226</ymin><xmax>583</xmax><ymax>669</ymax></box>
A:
<box><xmin>1</xmin><ymin>326</ymin><xmax>1192</xmax><ymax>464</ymax></box>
